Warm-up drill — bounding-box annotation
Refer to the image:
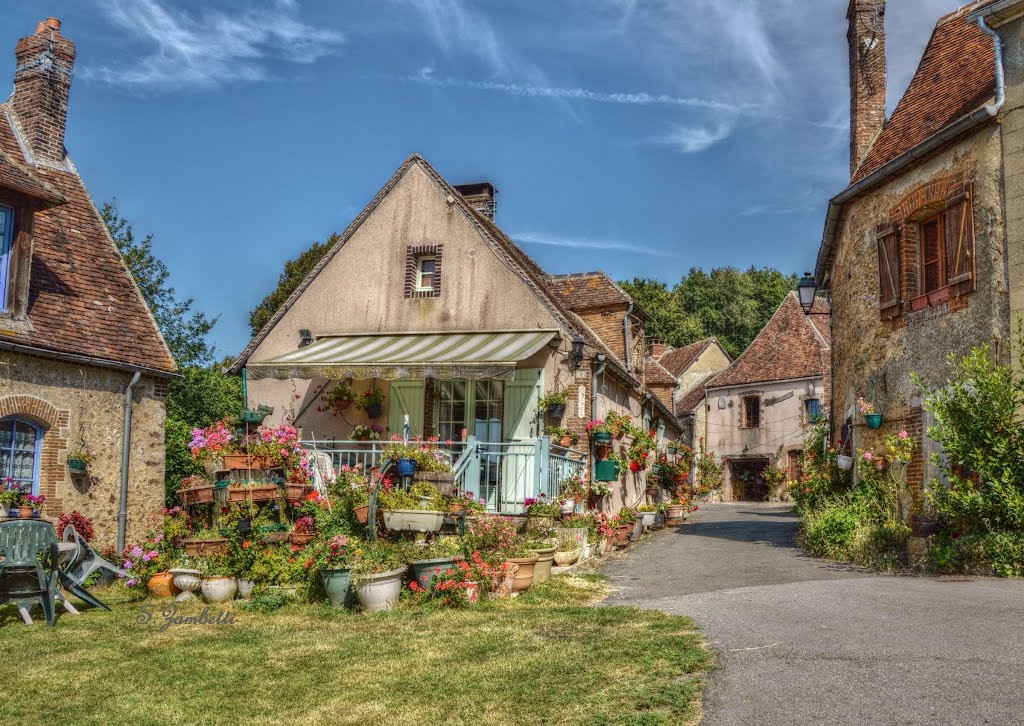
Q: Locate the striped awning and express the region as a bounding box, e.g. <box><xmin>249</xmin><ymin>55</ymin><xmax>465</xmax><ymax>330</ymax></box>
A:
<box><xmin>246</xmin><ymin>330</ymin><xmax>558</xmax><ymax>381</ymax></box>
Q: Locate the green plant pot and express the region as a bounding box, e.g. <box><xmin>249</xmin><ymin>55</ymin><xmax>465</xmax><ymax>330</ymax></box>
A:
<box><xmin>546</xmin><ymin>403</ymin><xmax>567</xmax><ymax>419</ymax></box>
<box><xmin>864</xmin><ymin>413</ymin><xmax>883</xmax><ymax>429</ymax></box>
<box><xmin>319</xmin><ymin>568</ymin><xmax>357</xmax><ymax>608</ymax></box>
<box><xmin>595</xmin><ymin>459</ymin><xmax>619</xmax><ymax>481</ymax></box>
<box><xmin>667</xmin><ymin>445</ymin><xmax>678</xmax><ymax>455</ymax></box>
<box><xmin>67</xmin><ymin>458</ymin><xmax>87</xmax><ymax>474</ymax></box>
<box><xmin>593</xmin><ymin>431</ymin><xmax>612</xmax><ymax>444</ymax></box>
<box><xmin>409</xmin><ymin>557</ymin><xmax>457</xmax><ymax>589</ymax></box>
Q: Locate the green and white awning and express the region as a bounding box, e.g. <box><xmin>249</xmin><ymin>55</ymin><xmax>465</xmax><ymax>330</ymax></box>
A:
<box><xmin>246</xmin><ymin>330</ymin><xmax>558</xmax><ymax>381</ymax></box>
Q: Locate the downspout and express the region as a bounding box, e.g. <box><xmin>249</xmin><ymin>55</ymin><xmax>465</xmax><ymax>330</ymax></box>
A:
<box><xmin>978</xmin><ymin>16</ymin><xmax>1006</xmax><ymax>112</ymax></box>
<box><xmin>590</xmin><ymin>355</ymin><xmax>607</xmax><ymax>487</ymax></box>
<box><xmin>117</xmin><ymin>370</ymin><xmax>143</xmax><ymax>552</ymax></box>
<box><xmin>623</xmin><ymin>302</ymin><xmax>634</xmax><ymax>372</ymax></box>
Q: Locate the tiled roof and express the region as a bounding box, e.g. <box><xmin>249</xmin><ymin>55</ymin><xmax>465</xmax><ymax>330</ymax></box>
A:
<box><xmin>0</xmin><ymin>141</ymin><xmax>64</xmax><ymax>206</ymax></box>
<box><xmin>644</xmin><ymin>355</ymin><xmax>677</xmax><ymax>387</ymax></box>
<box><xmin>0</xmin><ymin>106</ymin><xmax>175</xmax><ymax>373</ymax></box>
<box><xmin>707</xmin><ymin>293</ymin><xmax>830</xmax><ymax>389</ymax></box>
<box><xmin>675</xmin><ymin>373</ymin><xmax>718</xmax><ymax>416</ymax></box>
<box><xmin>546</xmin><ymin>272</ymin><xmax>652</xmax><ymax>320</ymax></box>
<box><xmin>658</xmin><ymin>337</ymin><xmax>728</xmax><ymax>377</ymax></box>
<box><xmin>852</xmin><ymin>3</ymin><xmax>996</xmax><ymax>182</ymax></box>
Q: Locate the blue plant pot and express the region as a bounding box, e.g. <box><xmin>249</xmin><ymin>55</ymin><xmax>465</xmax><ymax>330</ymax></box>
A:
<box><xmin>864</xmin><ymin>413</ymin><xmax>883</xmax><ymax>430</ymax></box>
<box><xmin>396</xmin><ymin>458</ymin><xmax>417</xmax><ymax>477</ymax></box>
<box><xmin>7</xmin><ymin>507</ymin><xmax>19</xmax><ymax>518</ymax></box>
<box><xmin>593</xmin><ymin>431</ymin><xmax>612</xmax><ymax>444</ymax></box>
<box><xmin>319</xmin><ymin>568</ymin><xmax>357</xmax><ymax>608</ymax></box>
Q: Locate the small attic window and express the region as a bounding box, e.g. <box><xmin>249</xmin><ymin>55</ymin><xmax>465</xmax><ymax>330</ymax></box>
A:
<box><xmin>405</xmin><ymin>244</ymin><xmax>443</xmax><ymax>298</ymax></box>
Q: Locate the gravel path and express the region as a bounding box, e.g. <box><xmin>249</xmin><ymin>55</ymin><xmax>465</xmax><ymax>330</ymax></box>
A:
<box><xmin>599</xmin><ymin>503</ymin><xmax>1024</xmax><ymax>726</ymax></box>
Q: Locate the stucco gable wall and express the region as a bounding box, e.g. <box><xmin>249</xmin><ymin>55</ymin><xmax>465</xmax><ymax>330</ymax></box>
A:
<box><xmin>675</xmin><ymin>344</ymin><xmax>731</xmax><ymax>405</ymax></box>
<box><xmin>251</xmin><ymin>163</ymin><xmax>560</xmax><ymax>363</ymax></box>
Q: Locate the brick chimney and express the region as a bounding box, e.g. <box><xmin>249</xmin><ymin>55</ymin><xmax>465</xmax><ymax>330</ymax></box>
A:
<box><xmin>12</xmin><ymin>18</ymin><xmax>76</xmax><ymax>167</ymax></box>
<box><xmin>454</xmin><ymin>182</ymin><xmax>496</xmax><ymax>220</ymax></box>
<box><xmin>650</xmin><ymin>341</ymin><xmax>669</xmax><ymax>359</ymax></box>
<box><xmin>848</xmin><ymin>1</ymin><xmax>886</xmax><ymax>176</ymax></box>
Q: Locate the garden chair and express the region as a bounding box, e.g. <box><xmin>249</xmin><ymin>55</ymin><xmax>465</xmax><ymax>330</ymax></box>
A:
<box><xmin>0</xmin><ymin>520</ymin><xmax>60</xmax><ymax>625</ymax></box>
<box><xmin>56</xmin><ymin>526</ymin><xmax>112</xmax><ymax>612</ymax></box>
<box><xmin>62</xmin><ymin>526</ymin><xmax>130</xmax><ymax>583</ymax></box>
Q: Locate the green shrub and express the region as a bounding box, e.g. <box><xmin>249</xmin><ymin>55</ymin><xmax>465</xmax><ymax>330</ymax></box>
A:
<box><xmin>801</xmin><ymin>499</ymin><xmax>865</xmax><ymax>560</ymax></box>
<box><xmin>928</xmin><ymin>531</ymin><xmax>1024</xmax><ymax>578</ymax></box>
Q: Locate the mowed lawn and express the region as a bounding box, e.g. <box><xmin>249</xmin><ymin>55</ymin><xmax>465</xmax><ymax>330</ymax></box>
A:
<box><xmin>0</xmin><ymin>575</ymin><xmax>710</xmax><ymax>725</ymax></box>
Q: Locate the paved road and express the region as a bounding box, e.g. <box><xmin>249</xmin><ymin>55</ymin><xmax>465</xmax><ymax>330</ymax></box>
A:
<box><xmin>600</xmin><ymin>503</ymin><xmax>1024</xmax><ymax>726</ymax></box>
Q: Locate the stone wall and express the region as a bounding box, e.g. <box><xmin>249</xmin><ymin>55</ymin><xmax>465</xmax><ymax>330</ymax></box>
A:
<box><xmin>0</xmin><ymin>350</ymin><xmax>166</xmax><ymax>546</ymax></box>
<box><xmin>828</xmin><ymin>127</ymin><xmax>1008</xmax><ymax>489</ymax></box>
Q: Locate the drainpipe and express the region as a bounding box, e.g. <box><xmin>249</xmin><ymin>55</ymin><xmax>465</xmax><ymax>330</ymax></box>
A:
<box><xmin>117</xmin><ymin>370</ymin><xmax>142</xmax><ymax>552</ymax></box>
<box><xmin>978</xmin><ymin>16</ymin><xmax>1006</xmax><ymax>112</ymax></box>
<box><xmin>590</xmin><ymin>355</ymin><xmax>607</xmax><ymax>485</ymax></box>
<box><xmin>623</xmin><ymin>302</ymin><xmax>634</xmax><ymax>373</ymax></box>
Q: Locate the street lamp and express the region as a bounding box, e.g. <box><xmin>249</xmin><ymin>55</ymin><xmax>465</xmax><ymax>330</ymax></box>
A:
<box><xmin>797</xmin><ymin>272</ymin><xmax>818</xmax><ymax>314</ymax></box>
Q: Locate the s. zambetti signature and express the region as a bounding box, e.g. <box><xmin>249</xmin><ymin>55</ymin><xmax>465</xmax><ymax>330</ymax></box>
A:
<box><xmin>136</xmin><ymin>604</ymin><xmax>237</xmax><ymax>631</ymax></box>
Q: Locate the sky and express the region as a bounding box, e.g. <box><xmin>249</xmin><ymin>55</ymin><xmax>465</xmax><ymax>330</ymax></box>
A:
<box><xmin>1</xmin><ymin>0</ymin><xmax>965</xmax><ymax>358</ymax></box>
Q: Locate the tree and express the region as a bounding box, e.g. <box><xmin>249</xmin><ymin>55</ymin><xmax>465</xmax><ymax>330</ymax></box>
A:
<box><xmin>101</xmin><ymin>200</ymin><xmax>217</xmax><ymax>368</ymax></box>
<box><xmin>621</xmin><ymin>266</ymin><xmax>797</xmax><ymax>358</ymax></box>
<box><xmin>249</xmin><ymin>234</ymin><xmax>338</xmax><ymax>335</ymax></box>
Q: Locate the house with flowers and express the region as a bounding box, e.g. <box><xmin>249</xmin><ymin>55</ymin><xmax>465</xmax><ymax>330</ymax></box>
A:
<box><xmin>231</xmin><ymin>154</ymin><xmax>686</xmax><ymax>514</ymax></box>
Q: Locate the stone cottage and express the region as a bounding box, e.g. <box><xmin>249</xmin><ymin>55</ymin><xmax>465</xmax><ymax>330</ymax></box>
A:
<box><xmin>653</xmin><ymin>337</ymin><xmax>732</xmax><ymax>447</ymax></box>
<box><xmin>698</xmin><ymin>294</ymin><xmax>831</xmax><ymax>501</ymax></box>
<box><xmin>0</xmin><ymin>19</ymin><xmax>175</xmax><ymax>546</ymax></box>
<box><xmin>815</xmin><ymin>0</ymin><xmax>1024</xmax><ymax>491</ymax></box>
<box><xmin>232</xmin><ymin>154</ymin><xmax>683</xmax><ymax>515</ymax></box>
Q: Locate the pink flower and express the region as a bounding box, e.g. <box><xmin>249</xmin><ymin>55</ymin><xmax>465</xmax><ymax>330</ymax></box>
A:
<box><xmin>863</xmin><ymin>451</ymin><xmax>873</xmax><ymax>461</ymax></box>
<box><xmin>898</xmin><ymin>430</ymin><xmax>909</xmax><ymax>440</ymax></box>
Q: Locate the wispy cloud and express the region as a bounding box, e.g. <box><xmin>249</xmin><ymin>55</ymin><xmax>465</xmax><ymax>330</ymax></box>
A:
<box><xmin>83</xmin><ymin>0</ymin><xmax>343</xmax><ymax>90</ymax></box>
<box><xmin>658</xmin><ymin>122</ymin><xmax>733</xmax><ymax>154</ymax></box>
<box><xmin>513</xmin><ymin>232</ymin><xmax>672</xmax><ymax>257</ymax></box>
<box><xmin>406</xmin><ymin>67</ymin><xmax>745</xmax><ymax>112</ymax></box>
<box><xmin>400</xmin><ymin>0</ymin><xmax>507</xmax><ymax>74</ymax></box>
<box><xmin>740</xmin><ymin>204</ymin><xmax>800</xmax><ymax>217</ymax></box>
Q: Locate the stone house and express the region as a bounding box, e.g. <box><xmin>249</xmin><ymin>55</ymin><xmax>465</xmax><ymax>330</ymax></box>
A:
<box><xmin>233</xmin><ymin>155</ymin><xmax>683</xmax><ymax>514</ymax></box>
<box><xmin>815</xmin><ymin>0</ymin><xmax>1024</xmax><ymax>491</ymax></box>
<box><xmin>698</xmin><ymin>294</ymin><xmax>831</xmax><ymax>501</ymax></box>
<box><xmin>0</xmin><ymin>19</ymin><xmax>175</xmax><ymax>546</ymax></box>
<box><xmin>653</xmin><ymin>337</ymin><xmax>732</xmax><ymax>447</ymax></box>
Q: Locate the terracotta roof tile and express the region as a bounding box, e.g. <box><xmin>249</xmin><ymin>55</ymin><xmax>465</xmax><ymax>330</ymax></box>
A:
<box><xmin>0</xmin><ymin>107</ymin><xmax>175</xmax><ymax>373</ymax></box>
<box><xmin>546</xmin><ymin>272</ymin><xmax>652</xmax><ymax>320</ymax></box>
<box><xmin>852</xmin><ymin>5</ymin><xmax>996</xmax><ymax>182</ymax></box>
<box><xmin>644</xmin><ymin>355</ymin><xmax>677</xmax><ymax>387</ymax></box>
<box><xmin>658</xmin><ymin>337</ymin><xmax>729</xmax><ymax>377</ymax></box>
<box><xmin>707</xmin><ymin>293</ymin><xmax>829</xmax><ymax>389</ymax></box>
<box><xmin>675</xmin><ymin>373</ymin><xmax>718</xmax><ymax>416</ymax></box>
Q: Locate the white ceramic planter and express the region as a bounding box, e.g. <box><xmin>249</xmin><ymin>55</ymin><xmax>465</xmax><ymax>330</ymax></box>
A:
<box><xmin>355</xmin><ymin>567</ymin><xmax>405</xmax><ymax>612</ymax></box>
<box><xmin>383</xmin><ymin>509</ymin><xmax>445</xmax><ymax>533</ymax></box>
<box><xmin>0</xmin><ymin>503</ymin><xmax>8</xmax><ymax>518</ymax></box>
<box><xmin>201</xmin><ymin>576</ymin><xmax>237</xmax><ymax>604</ymax></box>
<box><xmin>560</xmin><ymin>499</ymin><xmax>576</xmax><ymax>515</ymax></box>
<box><xmin>837</xmin><ymin>455</ymin><xmax>853</xmax><ymax>470</ymax></box>
<box><xmin>640</xmin><ymin>512</ymin><xmax>656</xmax><ymax>528</ymax></box>
<box><xmin>236</xmin><ymin>578</ymin><xmax>256</xmax><ymax>599</ymax></box>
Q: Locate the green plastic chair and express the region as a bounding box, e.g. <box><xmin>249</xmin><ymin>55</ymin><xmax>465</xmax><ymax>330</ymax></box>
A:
<box><xmin>0</xmin><ymin>520</ymin><xmax>60</xmax><ymax>626</ymax></box>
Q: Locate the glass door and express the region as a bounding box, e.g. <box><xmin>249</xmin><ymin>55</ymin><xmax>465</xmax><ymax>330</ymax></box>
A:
<box><xmin>435</xmin><ymin>379</ymin><xmax>504</xmax><ymax>509</ymax></box>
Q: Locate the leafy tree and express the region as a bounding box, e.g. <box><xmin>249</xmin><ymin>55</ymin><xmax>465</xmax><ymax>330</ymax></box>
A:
<box><xmin>622</xmin><ymin>266</ymin><xmax>797</xmax><ymax>358</ymax></box>
<box><xmin>101</xmin><ymin>200</ymin><xmax>217</xmax><ymax>368</ymax></box>
<box><xmin>249</xmin><ymin>234</ymin><xmax>338</xmax><ymax>335</ymax></box>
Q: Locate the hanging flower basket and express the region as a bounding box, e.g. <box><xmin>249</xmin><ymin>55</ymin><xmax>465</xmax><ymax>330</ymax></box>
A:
<box><xmin>179</xmin><ymin>485</ymin><xmax>216</xmax><ymax>506</ymax></box>
<box><xmin>67</xmin><ymin>457</ymin><xmax>89</xmax><ymax>474</ymax></box>
<box><xmin>667</xmin><ymin>444</ymin><xmax>679</xmax><ymax>455</ymax></box>
<box><xmin>595</xmin><ymin>459</ymin><xmax>619</xmax><ymax>481</ymax></box>
<box><xmin>396</xmin><ymin>458</ymin><xmax>417</xmax><ymax>477</ymax></box>
<box><xmin>837</xmin><ymin>455</ymin><xmax>854</xmax><ymax>470</ymax></box>
<box><xmin>864</xmin><ymin>413</ymin><xmax>883</xmax><ymax>429</ymax></box>
<box><xmin>593</xmin><ymin>431</ymin><xmax>612</xmax><ymax>444</ymax></box>
<box><xmin>364</xmin><ymin>403</ymin><xmax>383</xmax><ymax>420</ymax></box>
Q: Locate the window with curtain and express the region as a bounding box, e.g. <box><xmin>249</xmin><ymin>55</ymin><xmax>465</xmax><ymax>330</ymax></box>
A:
<box><xmin>0</xmin><ymin>417</ymin><xmax>40</xmax><ymax>494</ymax></box>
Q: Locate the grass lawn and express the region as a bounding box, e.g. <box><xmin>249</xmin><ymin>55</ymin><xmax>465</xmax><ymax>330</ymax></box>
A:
<box><xmin>0</xmin><ymin>574</ymin><xmax>709</xmax><ymax>725</ymax></box>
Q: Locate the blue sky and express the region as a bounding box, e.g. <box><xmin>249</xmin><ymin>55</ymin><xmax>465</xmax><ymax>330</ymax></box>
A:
<box><xmin>2</xmin><ymin>0</ymin><xmax>963</xmax><ymax>357</ymax></box>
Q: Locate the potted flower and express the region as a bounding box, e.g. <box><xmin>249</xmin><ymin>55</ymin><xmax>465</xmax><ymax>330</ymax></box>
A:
<box><xmin>637</xmin><ymin>504</ymin><xmax>658</xmax><ymax>528</ymax></box>
<box><xmin>605</xmin><ymin>411</ymin><xmax>633</xmax><ymax>440</ymax></box>
<box><xmin>409</xmin><ymin>536</ymin><xmax>462</xmax><ymax>590</ymax></box>
<box><xmin>409</xmin><ymin>481</ymin><xmax>442</xmax><ymax>509</ymax></box>
<box><xmin>502</xmin><ymin>539</ymin><xmax>540</xmax><ymax>593</ymax></box>
<box><xmin>858</xmin><ymin>396</ymin><xmax>883</xmax><ymax>429</ymax></box>
<box><xmin>183</xmin><ymin>527</ymin><xmax>230</xmax><ymax>556</ymax></box>
<box><xmin>0</xmin><ymin>478</ymin><xmax>19</xmax><ymax>518</ymax></box>
<box><xmin>66</xmin><ymin>449</ymin><xmax>92</xmax><ymax>475</ymax></box>
<box><xmin>538</xmin><ymin>390</ymin><xmax>569</xmax><ymax>419</ymax></box>
<box><xmin>667</xmin><ymin>442</ymin><xmax>679</xmax><ymax>455</ymax></box>
<box><xmin>356</xmin><ymin>383</ymin><xmax>386</xmax><ymax>420</ymax></box>
<box><xmin>544</xmin><ymin>425</ymin><xmax>578</xmax><ymax>448</ymax></box>
<box><xmin>227</xmin><ymin>479</ymin><xmax>281</xmax><ymax>504</ymax></box>
<box><xmin>177</xmin><ymin>474</ymin><xmax>217</xmax><ymax>506</ymax></box>
<box><xmin>528</xmin><ymin>538</ymin><xmax>558</xmax><ymax>584</ymax></box>
<box><xmin>524</xmin><ymin>495</ymin><xmax>560</xmax><ymax>532</ymax></box>
<box><xmin>321</xmin><ymin>380</ymin><xmax>355</xmax><ymax>413</ymax></box>
<box><xmin>200</xmin><ymin>557</ymin><xmax>238</xmax><ymax>604</ymax></box>
<box><xmin>351</xmin><ymin>541</ymin><xmax>410</xmax><ymax>612</ymax></box>
<box><xmin>290</xmin><ymin>516</ymin><xmax>316</xmax><ymax>546</ymax></box>
<box><xmin>378</xmin><ymin>489</ymin><xmax>445</xmax><ymax>533</ymax></box>
<box><xmin>560</xmin><ymin>473</ymin><xmax>587</xmax><ymax>508</ymax></box>
<box><xmin>587</xmin><ymin>418</ymin><xmax>614</xmax><ymax>447</ymax></box>
<box><xmin>351</xmin><ymin>424</ymin><xmax>384</xmax><ymax>441</ymax></box>
<box><xmin>552</xmin><ymin>537</ymin><xmax>581</xmax><ymax>566</ymax></box>
<box><xmin>312</xmin><ymin>534</ymin><xmax>360</xmax><ymax>608</ymax></box>
<box><xmin>23</xmin><ymin>493</ymin><xmax>45</xmax><ymax>518</ymax></box>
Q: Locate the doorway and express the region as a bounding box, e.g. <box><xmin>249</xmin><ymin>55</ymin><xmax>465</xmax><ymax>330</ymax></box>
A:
<box><xmin>729</xmin><ymin>458</ymin><xmax>770</xmax><ymax>501</ymax></box>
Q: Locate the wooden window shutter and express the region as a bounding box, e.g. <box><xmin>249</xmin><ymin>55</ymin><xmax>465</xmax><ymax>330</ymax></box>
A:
<box><xmin>876</xmin><ymin>223</ymin><xmax>900</xmax><ymax>315</ymax></box>
<box><xmin>945</xmin><ymin>183</ymin><xmax>975</xmax><ymax>288</ymax></box>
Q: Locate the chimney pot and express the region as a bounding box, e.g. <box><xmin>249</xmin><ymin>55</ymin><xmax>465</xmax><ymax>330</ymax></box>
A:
<box><xmin>453</xmin><ymin>182</ymin><xmax>497</xmax><ymax>220</ymax></box>
<box><xmin>12</xmin><ymin>19</ymin><xmax>76</xmax><ymax>165</ymax></box>
<box><xmin>35</xmin><ymin>22</ymin><xmax>46</xmax><ymax>35</ymax></box>
<box><xmin>45</xmin><ymin>17</ymin><xmax>61</xmax><ymax>32</ymax></box>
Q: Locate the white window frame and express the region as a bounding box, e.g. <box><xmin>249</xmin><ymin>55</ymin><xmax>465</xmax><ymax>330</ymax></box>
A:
<box><xmin>416</xmin><ymin>256</ymin><xmax>436</xmax><ymax>292</ymax></box>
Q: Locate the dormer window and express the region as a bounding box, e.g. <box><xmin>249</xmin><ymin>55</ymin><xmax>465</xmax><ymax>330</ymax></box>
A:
<box><xmin>0</xmin><ymin>204</ymin><xmax>13</xmax><ymax>312</ymax></box>
<box><xmin>405</xmin><ymin>244</ymin><xmax>443</xmax><ymax>298</ymax></box>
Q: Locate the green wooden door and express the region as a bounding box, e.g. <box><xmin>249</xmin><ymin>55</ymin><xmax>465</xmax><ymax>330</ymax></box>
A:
<box><xmin>388</xmin><ymin>381</ymin><xmax>425</xmax><ymax>439</ymax></box>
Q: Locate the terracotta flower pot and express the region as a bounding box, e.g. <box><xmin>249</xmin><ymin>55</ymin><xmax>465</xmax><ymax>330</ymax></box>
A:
<box><xmin>147</xmin><ymin>572</ymin><xmax>179</xmax><ymax>598</ymax></box>
<box><xmin>666</xmin><ymin>504</ymin><xmax>685</xmax><ymax>520</ymax></box>
<box><xmin>558</xmin><ymin>435</ymin><xmax>574</xmax><ymax>448</ymax></box>
<box><xmin>606</xmin><ymin>532</ymin><xmax>617</xmax><ymax>551</ymax></box>
<box><xmin>553</xmin><ymin>549</ymin><xmax>580</xmax><ymax>566</ymax></box>
<box><xmin>179</xmin><ymin>485</ymin><xmax>216</xmax><ymax>506</ymax></box>
<box><xmin>615</xmin><ymin>525</ymin><xmax>631</xmax><ymax>546</ymax></box>
<box><xmin>507</xmin><ymin>554</ymin><xmax>539</xmax><ymax>593</ymax></box>
<box><xmin>221</xmin><ymin>453</ymin><xmax>277</xmax><ymax>470</ymax></box>
<box><xmin>290</xmin><ymin>532</ymin><xmax>314</xmax><ymax>546</ymax></box>
<box><xmin>353</xmin><ymin>504</ymin><xmax>370</xmax><ymax>524</ymax></box>
<box><xmin>872</xmin><ymin>457</ymin><xmax>887</xmax><ymax>471</ymax></box>
<box><xmin>18</xmin><ymin>507</ymin><xmax>33</xmax><ymax>519</ymax></box>
<box><xmin>283</xmin><ymin>483</ymin><xmax>313</xmax><ymax>501</ymax></box>
<box><xmin>530</xmin><ymin>544</ymin><xmax>557</xmax><ymax>585</ymax></box>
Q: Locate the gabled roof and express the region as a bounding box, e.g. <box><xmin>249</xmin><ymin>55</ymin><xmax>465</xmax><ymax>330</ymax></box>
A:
<box><xmin>707</xmin><ymin>293</ymin><xmax>830</xmax><ymax>390</ymax></box>
<box><xmin>546</xmin><ymin>272</ymin><xmax>652</xmax><ymax>321</ymax></box>
<box><xmin>644</xmin><ymin>355</ymin><xmax>677</xmax><ymax>387</ymax></box>
<box><xmin>232</xmin><ymin>155</ymin><xmax>639</xmax><ymax>388</ymax></box>
<box><xmin>675</xmin><ymin>372</ymin><xmax>718</xmax><ymax>416</ymax></box>
<box><xmin>658</xmin><ymin>336</ymin><xmax>730</xmax><ymax>377</ymax></box>
<box><xmin>852</xmin><ymin>3</ymin><xmax>996</xmax><ymax>183</ymax></box>
<box><xmin>0</xmin><ymin>104</ymin><xmax>175</xmax><ymax>374</ymax></box>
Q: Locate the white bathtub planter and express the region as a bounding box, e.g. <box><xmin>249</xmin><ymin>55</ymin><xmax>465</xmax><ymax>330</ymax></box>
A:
<box><xmin>354</xmin><ymin>568</ymin><xmax>405</xmax><ymax>612</ymax></box>
<box><xmin>201</xmin><ymin>575</ymin><xmax>237</xmax><ymax>604</ymax></box>
<box><xmin>382</xmin><ymin>509</ymin><xmax>445</xmax><ymax>533</ymax></box>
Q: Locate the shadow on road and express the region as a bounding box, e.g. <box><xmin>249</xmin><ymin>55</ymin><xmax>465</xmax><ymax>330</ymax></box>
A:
<box><xmin>667</xmin><ymin>517</ymin><xmax>798</xmax><ymax>547</ymax></box>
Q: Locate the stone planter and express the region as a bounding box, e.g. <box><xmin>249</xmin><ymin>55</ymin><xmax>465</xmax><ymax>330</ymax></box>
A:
<box><xmin>236</xmin><ymin>578</ymin><xmax>256</xmax><ymax>600</ymax></box>
<box><xmin>553</xmin><ymin>549</ymin><xmax>580</xmax><ymax>566</ymax></box>
<box><xmin>530</xmin><ymin>544</ymin><xmax>556</xmax><ymax>585</ymax></box>
<box><xmin>201</xmin><ymin>576</ymin><xmax>238</xmax><ymax>604</ymax></box>
<box><xmin>507</xmin><ymin>554</ymin><xmax>539</xmax><ymax>593</ymax></box>
<box><xmin>596</xmin><ymin>537</ymin><xmax>607</xmax><ymax>555</ymax></box>
<box><xmin>170</xmin><ymin>568</ymin><xmax>201</xmax><ymax>602</ymax></box>
<box><xmin>319</xmin><ymin>568</ymin><xmax>357</xmax><ymax>608</ymax></box>
<box><xmin>355</xmin><ymin>567</ymin><xmax>405</xmax><ymax>612</ymax></box>
<box><xmin>631</xmin><ymin>519</ymin><xmax>644</xmax><ymax>541</ymax></box>
<box><xmin>665</xmin><ymin>504</ymin><xmax>685</xmax><ymax>521</ymax></box>
<box><xmin>382</xmin><ymin>509</ymin><xmax>445</xmax><ymax>533</ymax></box>
<box><xmin>639</xmin><ymin>512</ymin><xmax>656</xmax><ymax>528</ymax></box>
<box><xmin>409</xmin><ymin>557</ymin><xmax>457</xmax><ymax>589</ymax></box>
<box><xmin>147</xmin><ymin>572</ymin><xmax>179</xmax><ymax>598</ymax></box>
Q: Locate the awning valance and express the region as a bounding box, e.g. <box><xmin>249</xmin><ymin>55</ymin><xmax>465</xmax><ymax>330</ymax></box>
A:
<box><xmin>246</xmin><ymin>330</ymin><xmax>558</xmax><ymax>381</ymax></box>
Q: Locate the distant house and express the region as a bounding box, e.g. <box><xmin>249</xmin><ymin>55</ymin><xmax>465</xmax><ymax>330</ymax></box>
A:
<box><xmin>700</xmin><ymin>294</ymin><xmax>830</xmax><ymax>501</ymax></box>
<box><xmin>0</xmin><ymin>19</ymin><xmax>175</xmax><ymax>545</ymax></box>
<box><xmin>232</xmin><ymin>155</ymin><xmax>683</xmax><ymax>514</ymax></box>
<box><xmin>816</xmin><ymin>0</ymin><xmax>1021</xmax><ymax>491</ymax></box>
<box><xmin>653</xmin><ymin>337</ymin><xmax>732</xmax><ymax>447</ymax></box>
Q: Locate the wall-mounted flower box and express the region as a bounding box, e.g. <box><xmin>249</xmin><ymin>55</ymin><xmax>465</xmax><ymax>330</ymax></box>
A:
<box><xmin>179</xmin><ymin>485</ymin><xmax>217</xmax><ymax>506</ymax></box>
<box><xmin>182</xmin><ymin>537</ymin><xmax>229</xmax><ymax>557</ymax></box>
<box><xmin>282</xmin><ymin>483</ymin><xmax>314</xmax><ymax>501</ymax></box>
<box><xmin>221</xmin><ymin>454</ymin><xmax>278</xmax><ymax>471</ymax></box>
<box><xmin>227</xmin><ymin>484</ymin><xmax>280</xmax><ymax>504</ymax></box>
